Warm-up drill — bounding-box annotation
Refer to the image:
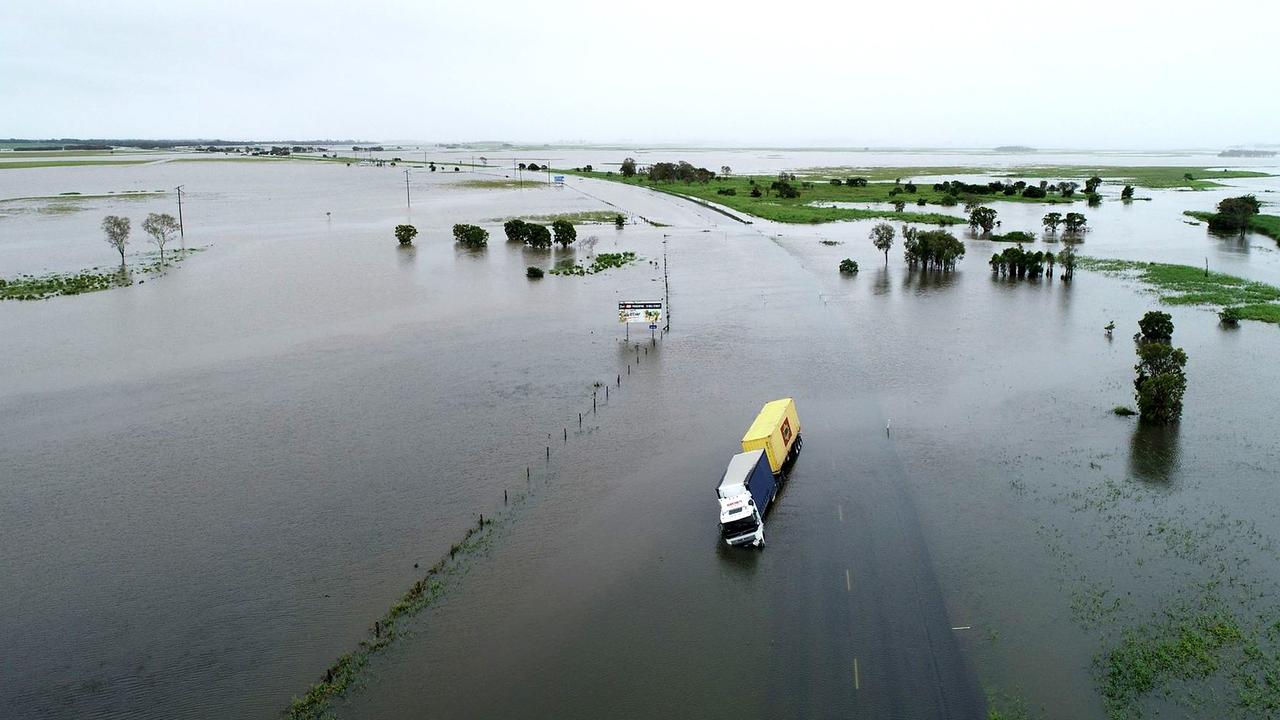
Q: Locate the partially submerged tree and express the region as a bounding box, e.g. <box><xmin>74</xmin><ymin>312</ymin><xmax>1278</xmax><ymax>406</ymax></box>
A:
<box><xmin>839</xmin><ymin>258</ymin><xmax>859</xmax><ymax>274</ymax></box>
<box><xmin>1133</xmin><ymin>315</ymin><xmax>1188</xmax><ymax>424</ymax></box>
<box><xmin>1063</xmin><ymin>212</ymin><xmax>1088</xmax><ymax>234</ymax></box>
<box><xmin>620</xmin><ymin>158</ymin><xmax>637</xmax><ymax>177</ymax></box>
<box><xmin>452</xmin><ymin>223</ymin><xmax>489</xmax><ymax>247</ymax></box>
<box><xmin>525</xmin><ymin>223</ymin><xmax>552</xmax><ymax>248</ymax></box>
<box><xmin>102</xmin><ymin>215</ymin><xmax>131</xmax><ymax>271</ymax></box>
<box><xmin>903</xmin><ymin>229</ymin><xmax>965</xmax><ymax>271</ymax></box>
<box><xmin>551</xmin><ymin>219</ymin><xmax>577</xmax><ymax>247</ymax></box>
<box><xmin>1121</xmin><ymin>185</ymin><xmax>1135</xmax><ymax>201</ymax></box>
<box><xmin>1084</xmin><ymin>175</ymin><xmax>1103</xmax><ymax>194</ymax></box>
<box><xmin>394</xmin><ymin>223</ymin><xmax>419</xmax><ymax>246</ymax></box>
<box><xmin>1207</xmin><ymin>195</ymin><xmax>1261</xmax><ymax>234</ymax></box>
<box><xmin>614</xmin><ymin>213</ymin><xmax>625</xmax><ymax>229</ymax></box>
<box><xmin>968</xmin><ymin>206</ymin><xmax>998</xmax><ymax>234</ymax></box>
<box><xmin>142</xmin><ymin>212</ymin><xmax>180</xmax><ymax>262</ymax></box>
<box><xmin>1042</xmin><ymin>213</ymin><xmax>1064</xmax><ymax>232</ymax></box>
<box><xmin>503</xmin><ymin>219</ymin><xmax>530</xmax><ymax>243</ymax></box>
<box><xmin>1057</xmin><ymin>243</ymin><xmax>1077</xmax><ymax>280</ymax></box>
<box><xmin>1136</xmin><ymin>310</ymin><xmax>1174</xmax><ymax>344</ymax></box>
<box><xmin>870</xmin><ymin>223</ymin><xmax>895</xmax><ymax>264</ymax></box>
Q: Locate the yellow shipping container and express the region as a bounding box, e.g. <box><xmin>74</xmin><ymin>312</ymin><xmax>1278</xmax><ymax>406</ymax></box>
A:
<box><xmin>741</xmin><ymin>398</ymin><xmax>801</xmax><ymax>475</ymax></box>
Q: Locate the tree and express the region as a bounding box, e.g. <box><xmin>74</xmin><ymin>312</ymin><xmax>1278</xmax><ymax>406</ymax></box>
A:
<box><xmin>503</xmin><ymin>219</ymin><xmax>529</xmax><ymax>243</ymax></box>
<box><xmin>1135</xmin><ymin>340</ymin><xmax>1187</xmax><ymax>424</ymax></box>
<box><xmin>1084</xmin><ymin>175</ymin><xmax>1103</xmax><ymax>194</ymax></box>
<box><xmin>1042</xmin><ymin>212</ymin><xmax>1063</xmax><ymax>232</ymax></box>
<box><xmin>839</xmin><ymin>258</ymin><xmax>859</xmax><ymax>274</ymax></box>
<box><xmin>525</xmin><ymin>223</ymin><xmax>552</xmax><ymax>248</ymax></box>
<box><xmin>870</xmin><ymin>222</ymin><xmax>895</xmax><ymax>264</ymax></box>
<box><xmin>614</xmin><ymin>213</ymin><xmax>625</xmax><ymax>229</ymax></box>
<box><xmin>142</xmin><ymin>212</ymin><xmax>180</xmax><ymax>262</ymax></box>
<box><xmin>102</xmin><ymin>215</ymin><xmax>131</xmax><ymax>271</ymax></box>
<box><xmin>1137</xmin><ymin>311</ymin><xmax>1174</xmax><ymax>344</ymax></box>
<box><xmin>1057</xmin><ymin>181</ymin><xmax>1079</xmax><ymax>198</ymax></box>
<box><xmin>721</xmin><ymin>166</ymin><xmax>732</xmax><ymax>177</ymax></box>
<box><xmin>903</xmin><ymin>229</ymin><xmax>965</xmax><ymax>271</ymax></box>
<box><xmin>1121</xmin><ymin>185</ymin><xmax>1135</xmax><ymax>201</ymax></box>
<box><xmin>452</xmin><ymin>223</ymin><xmax>488</xmax><ymax>247</ymax></box>
<box><xmin>620</xmin><ymin>158</ymin><xmax>637</xmax><ymax>177</ymax></box>
<box><xmin>394</xmin><ymin>223</ymin><xmax>419</xmax><ymax>246</ymax></box>
<box><xmin>1208</xmin><ymin>194</ymin><xmax>1261</xmax><ymax>233</ymax></box>
<box><xmin>1057</xmin><ymin>244</ymin><xmax>1077</xmax><ymax>280</ymax></box>
<box><xmin>1063</xmin><ymin>212</ymin><xmax>1088</xmax><ymax>233</ymax></box>
<box><xmin>904</xmin><ymin>182</ymin><xmax>917</xmax><ymax>193</ymax></box>
<box><xmin>750</xmin><ymin>186</ymin><xmax>762</xmax><ymax>197</ymax></box>
<box><xmin>968</xmin><ymin>206</ymin><xmax>998</xmax><ymax>234</ymax></box>
<box><xmin>526</xmin><ymin>266</ymin><xmax>544</xmax><ymax>279</ymax></box>
<box><xmin>551</xmin><ymin>219</ymin><xmax>577</xmax><ymax>247</ymax></box>
<box><xmin>1045</xmin><ymin>250</ymin><xmax>1055</xmax><ymax>277</ymax></box>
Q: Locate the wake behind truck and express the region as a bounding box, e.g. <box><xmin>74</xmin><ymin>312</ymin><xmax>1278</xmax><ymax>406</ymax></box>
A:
<box><xmin>716</xmin><ymin>398</ymin><xmax>803</xmax><ymax>548</ymax></box>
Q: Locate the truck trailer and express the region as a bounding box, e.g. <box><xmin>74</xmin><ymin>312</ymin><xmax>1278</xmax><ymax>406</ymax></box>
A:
<box><xmin>716</xmin><ymin>398</ymin><xmax>803</xmax><ymax>548</ymax></box>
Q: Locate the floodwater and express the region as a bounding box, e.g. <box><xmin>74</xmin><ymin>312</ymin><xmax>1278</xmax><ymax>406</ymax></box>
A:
<box><xmin>3</xmin><ymin>153</ymin><xmax>1280</xmax><ymax>719</ymax></box>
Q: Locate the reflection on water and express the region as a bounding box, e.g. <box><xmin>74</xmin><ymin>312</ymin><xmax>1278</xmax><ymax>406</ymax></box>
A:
<box><xmin>900</xmin><ymin>268</ymin><xmax>959</xmax><ymax>294</ymax></box>
<box><xmin>873</xmin><ymin>266</ymin><xmax>890</xmax><ymax>296</ymax></box>
<box><xmin>1128</xmin><ymin>421</ymin><xmax>1182</xmax><ymax>484</ymax></box>
<box><xmin>396</xmin><ymin>244</ymin><xmax>417</xmax><ymax>267</ymax></box>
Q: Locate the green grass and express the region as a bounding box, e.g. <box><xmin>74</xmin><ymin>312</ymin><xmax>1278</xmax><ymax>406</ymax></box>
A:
<box><xmin>1101</xmin><ymin>610</ymin><xmax>1243</xmax><ymax>718</ymax></box>
<box><xmin>563</xmin><ymin>170</ymin><xmax>967</xmax><ymax>225</ymax></box>
<box><xmin>0</xmin><ymin>248</ymin><xmax>203</xmax><ymax>300</ymax></box>
<box><xmin>285</xmin><ymin>514</ymin><xmax>502</xmax><ymax>720</ymax></box>
<box><xmin>488</xmin><ymin>210</ymin><xmax>621</xmax><ymax>224</ymax></box>
<box><xmin>0</xmin><ymin>159</ymin><xmax>151</xmax><ymax>170</ymax></box>
<box><xmin>1184</xmin><ymin>211</ymin><xmax>1280</xmax><ymax>242</ymax></box>
<box><xmin>456</xmin><ymin>178</ymin><xmax>528</xmax><ymax>189</ymax></box>
<box><xmin>1008</xmin><ymin>166</ymin><xmax>1271</xmax><ymax>190</ymax></box>
<box><xmin>549</xmin><ymin>251</ymin><xmax>637</xmax><ymax>276</ymax></box>
<box><xmin>1078</xmin><ymin>257</ymin><xmax>1280</xmax><ymax>323</ymax></box>
<box><xmin>0</xmin><ymin>191</ymin><xmax>166</xmax><ymax>204</ymax></box>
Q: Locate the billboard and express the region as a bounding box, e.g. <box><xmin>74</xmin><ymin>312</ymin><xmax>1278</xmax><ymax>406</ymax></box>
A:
<box><xmin>618</xmin><ymin>301</ymin><xmax>663</xmax><ymax>325</ymax></box>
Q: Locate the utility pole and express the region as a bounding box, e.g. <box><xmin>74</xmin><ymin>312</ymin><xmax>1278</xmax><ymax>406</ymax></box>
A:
<box><xmin>404</xmin><ymin>169</ymin><xmax>411</xmax><ymax>208</ymax></box>
<box><xmin>175</xmin><ymin>185</ymin><xmax>185</xmax><ymax>249</ymax></box>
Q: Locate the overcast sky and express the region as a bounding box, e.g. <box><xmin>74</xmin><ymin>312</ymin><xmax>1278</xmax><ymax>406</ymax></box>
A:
<box><xmin>3</xmin><ymin>0</ymin><xmax>1276</xmax><ymax>148</ymax></box>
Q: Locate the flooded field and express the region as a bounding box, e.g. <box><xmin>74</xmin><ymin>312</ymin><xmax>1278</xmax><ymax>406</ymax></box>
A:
<box><xmin>3</xmin><ymin>151</ymin><xmax>1280</xmax><ymax>719</ymax></box>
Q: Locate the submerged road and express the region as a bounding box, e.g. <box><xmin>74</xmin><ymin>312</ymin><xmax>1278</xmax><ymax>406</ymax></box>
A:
<box><xmin>338</xmin><ymin>177</ymin><xmax>987</xmax><ymax>719</ymax></box>
<box><xmin>763</xmin><ymin>396</ymin><xmax>984</xmax><ymax>718</ymax></box>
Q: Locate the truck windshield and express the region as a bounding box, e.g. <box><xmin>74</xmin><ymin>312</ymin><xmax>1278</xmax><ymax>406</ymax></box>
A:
<box><xmin>721</xmin><ymin>515</ymin><xmax>758</xmax><ymax>538</ymax></box>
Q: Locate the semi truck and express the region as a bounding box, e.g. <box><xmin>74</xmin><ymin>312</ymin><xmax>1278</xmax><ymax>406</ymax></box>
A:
<box><xmin>716</xmin><ymin>398</ymin><xmax>803</xmax><ymax>548</ymax></box>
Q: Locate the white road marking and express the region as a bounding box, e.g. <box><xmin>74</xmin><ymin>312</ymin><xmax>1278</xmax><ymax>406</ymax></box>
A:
<box><xmin>845</xmin><ymin>569</ymin><xmax>852</xmax><ymax>592</ymax></box>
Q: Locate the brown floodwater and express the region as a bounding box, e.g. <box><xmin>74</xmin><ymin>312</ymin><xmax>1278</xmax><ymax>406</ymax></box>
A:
<box><xmin>3</xmin><ymin>155</ymin><xmax>1280</xmax><ymax>719</ymax></box>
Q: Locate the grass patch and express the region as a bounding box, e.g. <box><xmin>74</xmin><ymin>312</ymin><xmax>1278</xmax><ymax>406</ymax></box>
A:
<box><xmin>1184</xmin><ymin>211</ymin><xmax>1280</xmax><ymax>243</ymax></box>
<box><xmin>0</xmin><ymin>159</ymin><xmax>151</xmax><ymax>170</ymax></box>
<box><xmin>456</xmin><ymin>179</ymin><xmax>528</xmax><ymax>189</ymax></box>
<box><xmin>0</xmin><ymin>248</ymin><xmax>204</xmax><ymax>300</ymax></box>
<box><xmin>1233</xmin><ymin>304</ymin><xmax>1280</xmax><ymax>323</ymax></box>
<box><xmin>1113</xmin><ymin>406</ymin><xmax>1137</xmax><ymax>416</ymax></box>
<box><xmin>1007</xmin><ymin>166</ymin><xmax>1270</xmax><ymax>190</ymax></box>
<box><xmin>1078</xmin><ymin>257</ymin><xmax>1280</xmax><ymax>323</ymax></box>
<box><xmin>549</xmin><ymin>251</ymin><xmax>637</xmax><ymax>276</ymax></box>
<box><xmin>563</xmin><ymin>170</ymin><xmax>966</xmax><ymax>225</ymax></box>
<box><xmin>0</xmin><ymin>190</ymin><xmax>166</xmax><ymax>204</ymax></box>
<box><xmin>286</xmin><ymin>515</ymin><xmax>500</xmax><ymax>720</ymax></box>
<box><xmin>489</xmin><ymin>210</ymin><xmax>620</xmax><ymax>224</ymax></box>
<box><xmin>1101</xmin><ymin>608</ymin><xmax>1244</xmax><ymax>718</ymax></box>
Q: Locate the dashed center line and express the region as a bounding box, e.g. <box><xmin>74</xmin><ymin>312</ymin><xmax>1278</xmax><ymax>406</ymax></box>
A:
<box><xmin>853</xmin><ymin>657</ymin><xmax>860</xmax><ymax>690</ymax></box>
<box><xmin>838</xmin><ymin>503</ymin><xmax>844</xmax><ymax>522</ymax></box>
<box><xmin>845</xmin><ymin>568</ymin><xmax>851</xmax><ymax>592</ymax></box>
